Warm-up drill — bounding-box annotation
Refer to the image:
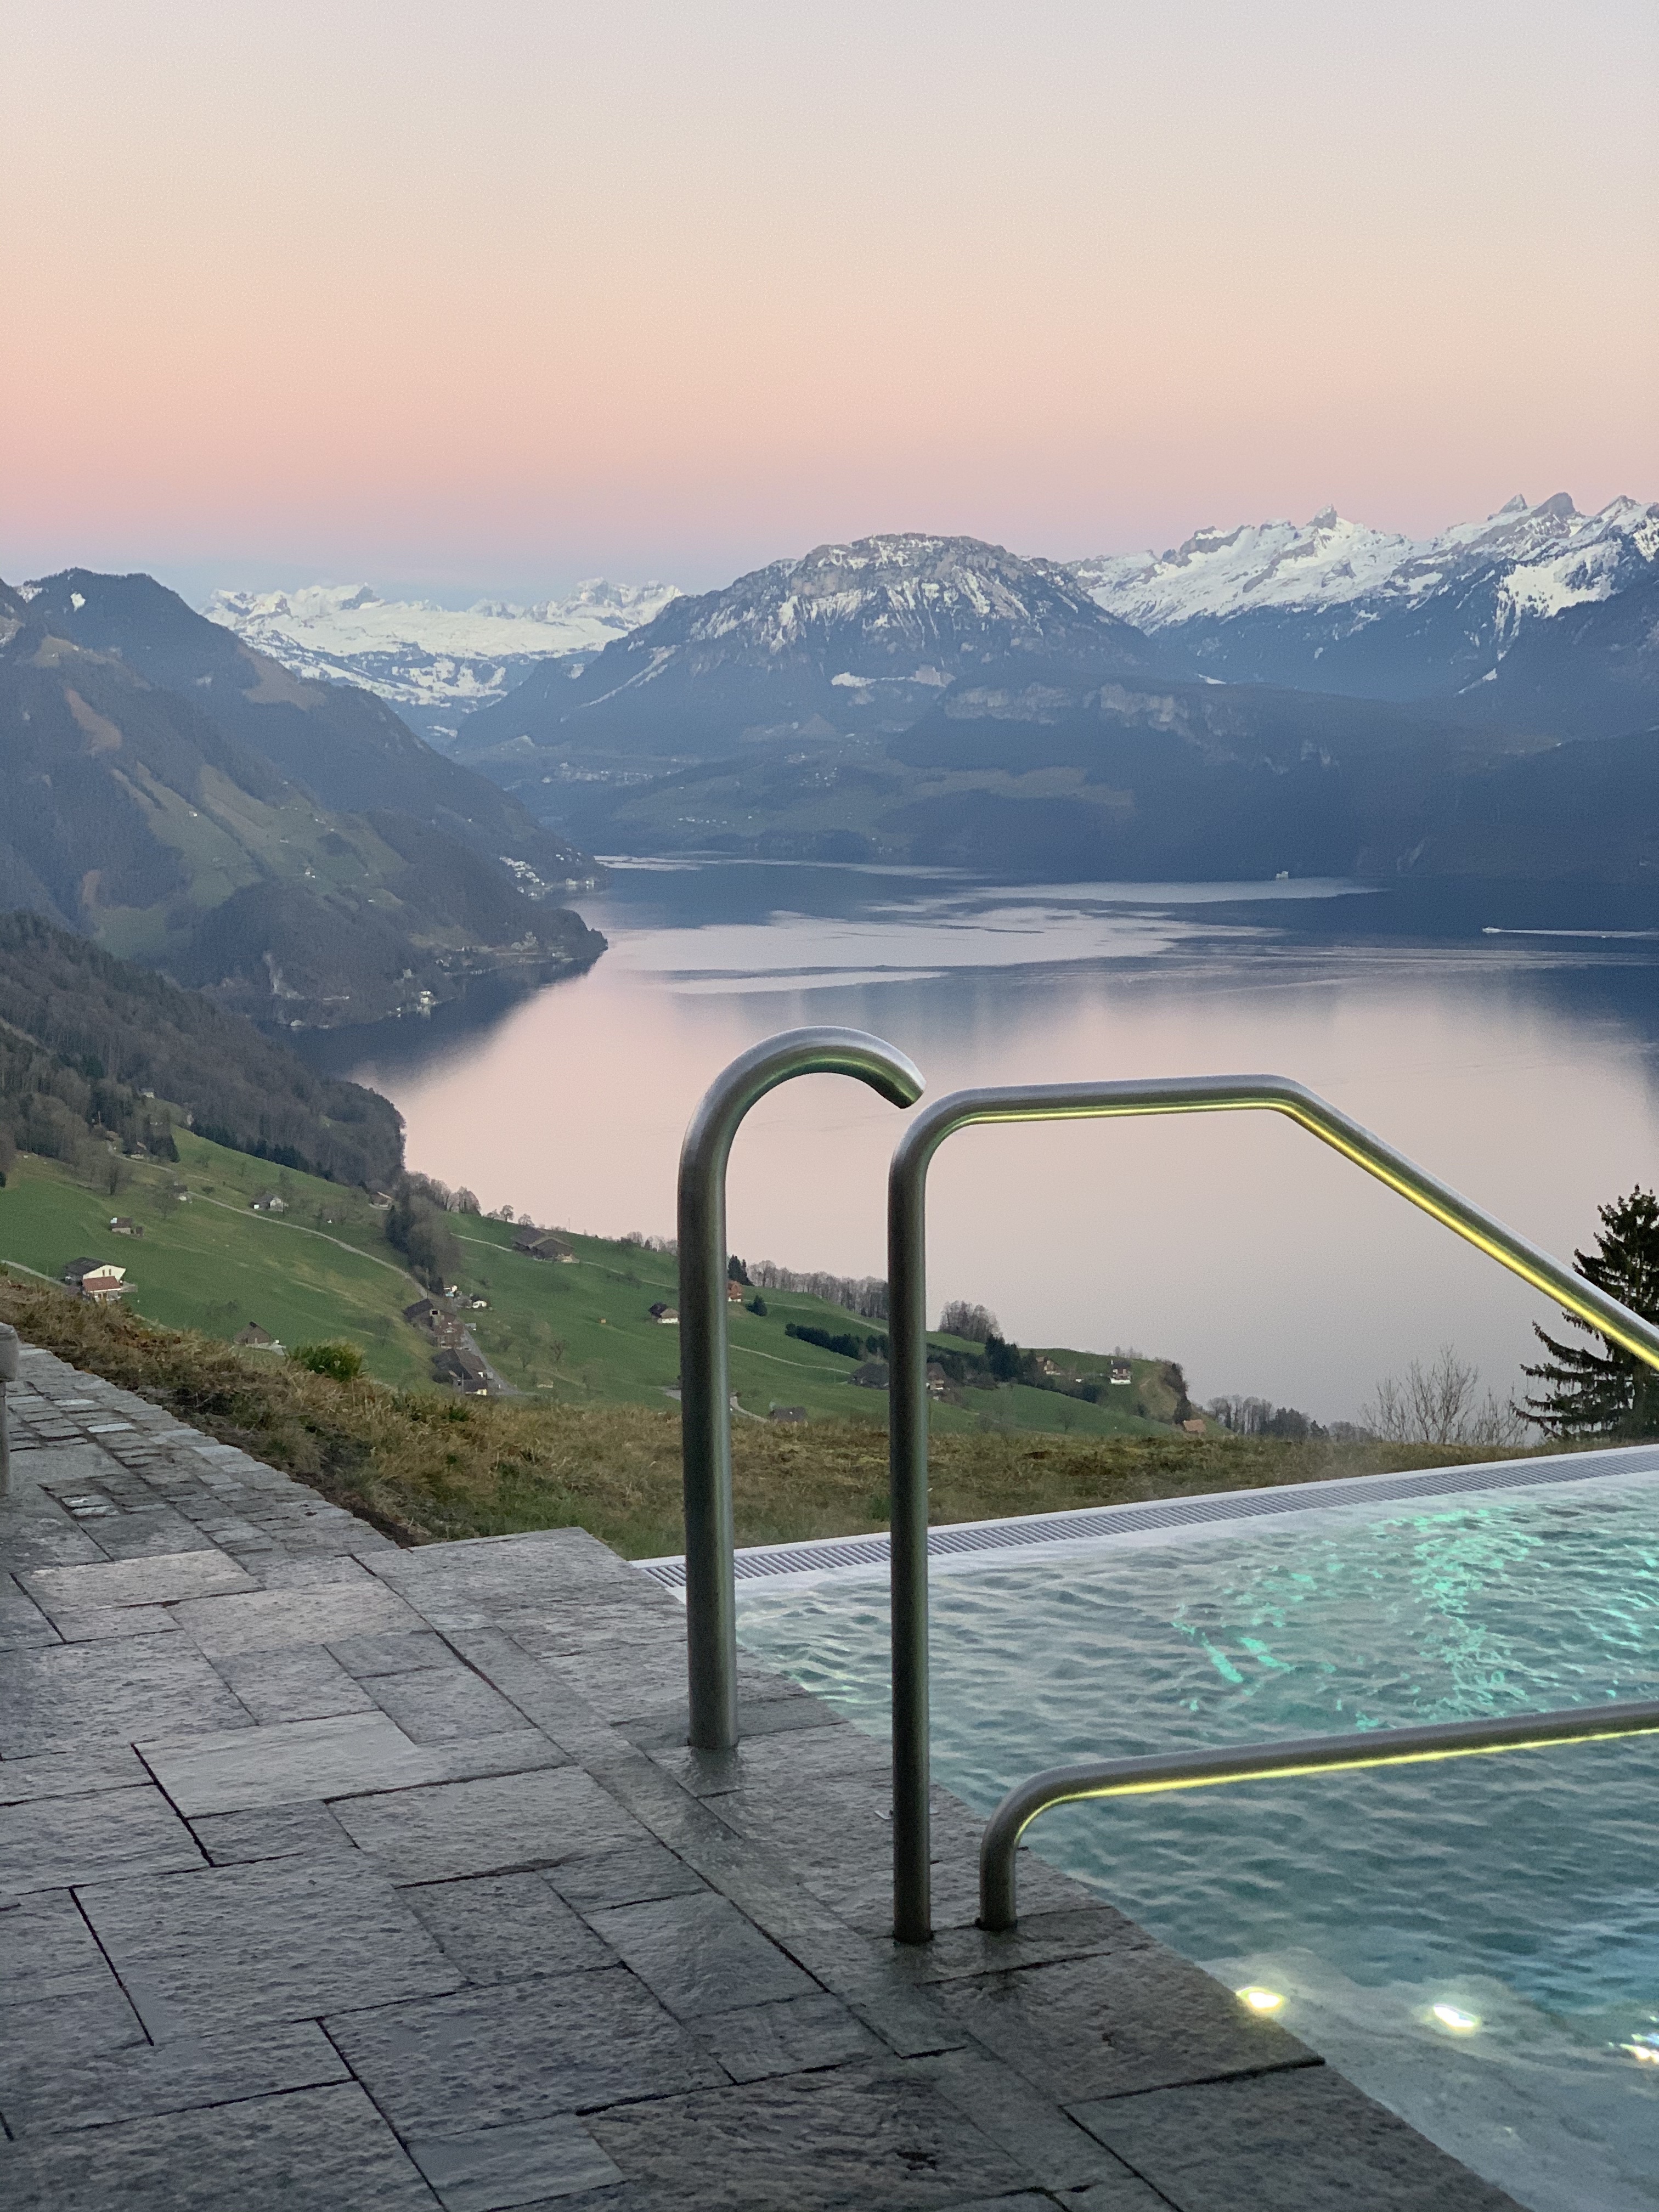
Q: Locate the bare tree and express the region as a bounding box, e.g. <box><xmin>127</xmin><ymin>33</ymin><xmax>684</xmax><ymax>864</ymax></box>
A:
<box><xmin>1359</xmin><ymin>1345</ymin><xmax>1527</xmax><ymax>1448</ymax></box>
<box><xmin>938</xmin><ymin>1300</ymin><xmax>999</xmax><ymax>1343</ymax></box>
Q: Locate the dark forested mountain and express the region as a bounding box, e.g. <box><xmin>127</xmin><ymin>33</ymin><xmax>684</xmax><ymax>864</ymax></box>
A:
<box><xmin>454</xmin><ymin>534</ymin><xmax>1165</xmax><ymax>765</ymax></box>
<box><xmin>21</xmin><ymin>570</ymin><xmax>596</xmax><ymax>892</ymax></box>
<box><xmin>0</xmin><ymin>575</ymin><xmax>605</xmax><ymax>1030</ymax></box>
<box><xmin>0</xmin><ymin>912</ymin><xmax>403</xmax><ymax>1187</ymax></box>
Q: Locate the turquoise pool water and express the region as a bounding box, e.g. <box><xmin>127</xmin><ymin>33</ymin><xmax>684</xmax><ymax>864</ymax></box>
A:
<box><xmin>733</xmin><ymin>1474</ymin><xmax>1659</xmax><ymax>2211</ymax></box>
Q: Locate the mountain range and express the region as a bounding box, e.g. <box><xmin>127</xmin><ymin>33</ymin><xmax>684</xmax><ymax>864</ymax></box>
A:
<box><xmin>409</xmin><ymin>504</ymin><xmax>1656</xmax><ymax>883</ymax></box>
<box><xmin>211</xmin><ymin>492</ymin><xmax>1658</xmax><ymax>759</ymax></box>
<box><xmin>0</xmin><ymin>572</ymin><xmax>605</xmax><ymax>1032</ymax></box>
<box><xmin>1075</xmin><ymin>493</ymin><xmax>1659</xmax><ymax>724</ymax></box>
<box><xmin>204</xmin><ymin>578</ymin><xmax>677</xmax><ymax>746</ymax></box>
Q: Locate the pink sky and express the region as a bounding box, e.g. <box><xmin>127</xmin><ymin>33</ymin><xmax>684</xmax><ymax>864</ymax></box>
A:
<box><xmin>3</xmin><ymin>1</ymin><xmax>1655</xmax><ymax>599</ymax></box>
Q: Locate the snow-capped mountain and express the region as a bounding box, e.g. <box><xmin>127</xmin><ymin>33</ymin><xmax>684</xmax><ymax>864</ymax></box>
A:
<box><xmin>454</xmin><ymin>533</ymin><xmax>1160</xmax><ymax>761</ymax></box>
<box><xmin>203</xmin><ymin>577</ymin><xmax>679</xmax><ymax>747</ymax></box>
<box><xmin>1073</xmin><ymin>494</ymin><xmax>1659</xmax><ymax>716</ymax></box>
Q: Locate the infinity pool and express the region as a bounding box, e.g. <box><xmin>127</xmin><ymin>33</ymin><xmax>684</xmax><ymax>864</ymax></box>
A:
<box><xmin>733</xmin><ymin>1470</ymin><xmax>1659</xmax><ymax>2211</ymax></box>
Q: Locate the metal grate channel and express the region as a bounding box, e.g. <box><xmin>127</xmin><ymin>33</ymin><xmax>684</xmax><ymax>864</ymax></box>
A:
<box><xmin>634</xmin><ymin>1441</ymin><xmax>1659</xmax><ymax>1590</ymax></box>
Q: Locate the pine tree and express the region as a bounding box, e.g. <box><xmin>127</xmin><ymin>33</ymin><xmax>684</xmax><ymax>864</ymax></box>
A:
<box><xmin>1521</xmin><ymin>1187</ymin><xmax>1659</xmax><ymax>1436</ymax></box>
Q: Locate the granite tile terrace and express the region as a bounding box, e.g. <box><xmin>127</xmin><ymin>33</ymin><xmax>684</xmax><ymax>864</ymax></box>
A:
<box><xmin>0</xmin><ymin>1340</ymin><xmax>1523</xmax><ymax>2210</ymax></box>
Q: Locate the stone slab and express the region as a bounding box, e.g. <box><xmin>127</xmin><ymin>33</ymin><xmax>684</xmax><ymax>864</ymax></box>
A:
<box><xmin>0</xmin><ymin>2080</ymin><xmax>433</xmax><ymax>2210</ymax></box>
<box><xmin>0</xmin><ymin>1889</ymin><xmax>111</xmax><ymax>2001</ymax></box>
<box><xmin>22</xmin><ymin>1551</ymin><xmax>258</xmax><ymax>1613</ymax></box>
<box><xmin>189</xmin><ymin>1799</ymin><xmax>357</xmax><ymax>1866</ymax></box>
<box><xmin>585</xmin><ymin>2061</ymin><xmax>1034</xmax><ymax>2210</ymax></box>
<box><xmin>365</xmin><ymin>1661</ymin><xmax>535</xmax><ymax>1743</ymax></box>
<box><xmin>208</xmin><ymin>1645</ymin><xmax>375</xmax><ymax>1725</ymax></box>
<box><xmin>0</xmin><ymin>1745</ymin><xmax>149</xmax><ymax>1804</ymax></box>
<box><xmin>170</xmin><ymin>1578</ymin><xmax>427</xmax><ymax>1657</ymax></box>
<box><xmin>0</xmin><ymin>1782</ymin><xmax>202</xmax><ymax>1899</ymax></box>
<box><xmin>405</xmin><ymin>1870</ymin><xmax>614</xmax><ymax>1984</ymax></box>
<box><xmin>77</xmin><ymin>1852</ymin><xmax>462</xmax><ymax>2039</ymax></box>
<box><xmin>327</xmin><ymin>1966</ymin><xmax>724</xmax><ymax>2131</ymax></box>
<box><xmin>405</xmin><ymin>2115</ymin><xmax>623</xmax><ymax>2211</ymax></box>
<box><xmin>329</xmin><ymin>1628</ymin><xmax>453</xmax><ymax>1675</ymax></box>
<box><xmin>0</xmin><ymin>2019</ymin><xmax>349</xmax><ymax>2136</ymax></box>
<box><xmin>691</xmin><ymin>1991</ymin><xmax>888</xmax><ymax>2084</ymax></box>
<box><xmin>935</xmin><ymin>1948</ymin><xmax>1312</xmax><ymax>2105</ymax></box>
<box><xmin>331</xmin><ymin>1763</ymin><xmax>641</xmax><ymax>1883</ymax></box>
<box><xmin>544</xmin><ymin>1836</ymin><xmax>710</xmax><ymax>1912</ymax></box>
<box><xmin>1071</xmin><ymin>2063</ymin><xmax>1528</xmax><ymax>2209</ymax></box>
<box><xmin>0</xmin><ymin>1636</ymin><xmax>253</xmax><ymax>1755</ymax></box>
<box><xmin>140</xmin><ymin>1710</ymin><xmax>562</xmax><ymax>1815</ymax></box>
<box><xmin>589</xmin><ymin>1889</ymin><xmax>821</xmax><ymax>2019</ymax></box>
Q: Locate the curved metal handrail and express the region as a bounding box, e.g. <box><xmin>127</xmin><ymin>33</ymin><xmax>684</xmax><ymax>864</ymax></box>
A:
<box><xmin>887</xmin><ymin>1073</ymin><xmax>1659</xmax><ymax>1942</ymax></box>
<box><xmin>978</xmin><ymin>1697</ymin><xmax>1659</xmax><ymax>1931</ymax></box>
<box><xmin>678</xmin><ymin>1027</ymin><xmax>923</xmax><ymax>1750</ymax></box>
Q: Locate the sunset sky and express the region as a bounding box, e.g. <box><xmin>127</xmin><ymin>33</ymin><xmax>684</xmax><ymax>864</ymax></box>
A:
<box><xmin>4</xmin><ymin>1</ymin><xmax>1655</xmax><ymax>601</ymax></box>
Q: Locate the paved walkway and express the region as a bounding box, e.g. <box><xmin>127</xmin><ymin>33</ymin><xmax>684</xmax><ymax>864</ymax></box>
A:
<box><xmin>0</xmin><ymin>1341</ymin><xmax>1522</xmax><ymax>2210</ymax></box>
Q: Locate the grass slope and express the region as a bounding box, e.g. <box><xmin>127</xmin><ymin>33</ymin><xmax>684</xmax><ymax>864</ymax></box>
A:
<box><xmin>1</xmin><ymin>1136</ymin><xmax>1177</xmax><ymax>1438</ymax></box>
<box><xmin>0</xmin><ymin>1274</ymin><xmax>1530</xmax><ymax>1559</ymax></box>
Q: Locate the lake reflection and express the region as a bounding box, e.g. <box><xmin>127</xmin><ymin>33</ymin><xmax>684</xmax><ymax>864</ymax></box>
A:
<box><xmin>326</xmin><ymin>864</ymin><xmax>1659</xmax><ymax>1424</ymax></box>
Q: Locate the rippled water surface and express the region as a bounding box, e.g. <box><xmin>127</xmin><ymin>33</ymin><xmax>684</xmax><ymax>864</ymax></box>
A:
<box><xmin>735</xmin><ymin>1471</ymin><xmax>1659</xmax><ymax>2210</ymax></box>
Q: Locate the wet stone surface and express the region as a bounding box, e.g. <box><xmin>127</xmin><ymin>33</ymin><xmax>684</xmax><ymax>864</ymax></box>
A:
<box><xmin>0</xmin><ymin>1340</ymin><xmax>1523</xmax><ymax>2210</ymax></box>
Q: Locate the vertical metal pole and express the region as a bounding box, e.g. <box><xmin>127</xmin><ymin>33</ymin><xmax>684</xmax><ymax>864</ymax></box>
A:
<box><xmin>0</xmin><ymin>1322</ymin><xmax>18</xmax><ymax>1498</ymax></box>
<box><xmin>887</xmin><ymin>1118</ymin><xmax>939</xmax><ymax>1943</ymax></box>
<box><xmin>678</xmin><ymin>1030</ymin><xmax>923</xmax><ymax>1751</ymax></box>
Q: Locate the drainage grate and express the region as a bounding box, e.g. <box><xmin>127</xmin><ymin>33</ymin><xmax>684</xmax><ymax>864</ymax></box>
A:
<box><xmin>634</xmin><ymin>1442</ymin><xmax>1659</xmax><ymax>1590</ymax></box>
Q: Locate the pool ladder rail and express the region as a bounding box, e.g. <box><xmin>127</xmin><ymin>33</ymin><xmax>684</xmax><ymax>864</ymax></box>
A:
<box><xmin>676</xmin><ymin>1031</ymin><xmax>1659</xmax><ymax>1946</ymax></box>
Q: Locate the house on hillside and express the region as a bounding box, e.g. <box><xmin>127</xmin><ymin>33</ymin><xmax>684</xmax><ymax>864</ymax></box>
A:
<box><xmin>648</xmin><ymin>1302</ymin><xmax>679</xmax><ymax>1325</ymax></box>
<box><xmin>432</xmin><ymin>1345</ymin><xmax>492</xmax><ymax>1395</ymax></box>
<box><xmin>513</xmin><ymin>1227</ymin><xmax>574</xmax><ymax>1263</ymax></box>
<box><xmin>926</xmin><ymin>1362</ymin><xmax>947</xmax><ymax>1398</ymax></box>
<box><xmin>62</xmin><ymin>1259</ymin><xmax>129</xmax><ymax>1304</ymax></box>
<box><xmin>849</xmin><ymin>1359</ymin><xmax>889</xmax><ymax>1389</ymax></box>
<box><xmin>250</xmin><ymin>1192</ymin><xmax>287</xmax><ymax>1214</ymax></box>
<box><xmin>726</xmin><ymin>1279</ymin><xmax>746</xmax><ymax>1303</ymax></box>
<box><xmin>235</xmin><ymin>1323</ymin><xmax>284</xmax><ymax>1352</ymax></box>
<box><xmin>1109</xmin><ymin>1359</ymin><xmax>1133</xmax><ymax>1386</ymax></box>
<box><xmin>403</xmin><ymin>1297</ymin><xmax>464</xmax><ymax>1348</ymax></box>
<box><xmin>108</xmin><ymin>1217</ymin><xmax>142</xmax><ymax>1238</ymax></box>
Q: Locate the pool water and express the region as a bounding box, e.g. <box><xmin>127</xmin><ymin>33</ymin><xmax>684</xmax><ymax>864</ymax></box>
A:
<box><xmin>733</xmin><ymin>1474</ymin><xmax>1659</xmax><ymax>2212</ymax></box>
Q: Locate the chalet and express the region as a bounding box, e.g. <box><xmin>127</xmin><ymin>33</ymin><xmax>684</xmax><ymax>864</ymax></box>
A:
<box><xmin>250</xmin><ymin>1192</ymin><xmax>287</xmax><ymax>1215</ymax></box>
<box><xmin>1108</xmin><ymin>1360</ymin><xmax>1133</xmax><ymax>1386</ymax></box>
<box><xmin>403</xmin><ymin>1298</ymin><xmax>464</xmax><ymax>1348</ymax></box>
<box><xmin>926</xmin><ymin>1362</ymin><xmax>947</xmax><ymax>1398</ymax></box>
<box><xmin>108</xmin><ymin>1217</ymin><xmax>142</xmax><ymax>1238</ymax></box>
<box><xmin>513</xmin><ymin>1227</ymin><xmax>574</xmax><ymax>1262</ymax></box>
<box><xmin>432</xmin><ymin>1345</ymin><xmax>492</xmax><ymax>1395</ymax></box>
<box><xmin>648</xmin><ymin>1302</ymin><xmax>680</xmax><ymax>1326</ymax></box>
<box><xmin>235</xmin><ymin>1323</ymin><xmax>283</xmax><ymax>1352</ymax></box>
<box><xmin>849</xmin><ymin>1358</ymin><xmax>890</xmax><ymax>1389</ymax></box>
<box><xmin>62</xmin><ymin>1259</ymin><xmax>128</xmax><ymax>1304</ymax></box>
<box><xmin>727</xmin><ymin>1279</ymin><xmax>746</xmax><ymax>1302</ymax></box>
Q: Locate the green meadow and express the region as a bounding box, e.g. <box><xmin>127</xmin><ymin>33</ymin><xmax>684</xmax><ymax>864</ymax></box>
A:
<box><xmin>0</xmin><ymin>1136</ymin><xmax>1174</xmax><ymax>1440</ymax></box>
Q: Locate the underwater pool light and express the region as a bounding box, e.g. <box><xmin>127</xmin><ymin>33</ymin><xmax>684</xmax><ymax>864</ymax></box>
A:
<box><xmin>1236</xmin><ymin>1987</ymin><xmax>1285</xmax><ymax>2013</ymax></box>
<box><xmin>1620</xmin><ymin>2037</ymin><xmax>1659</xmax><ymax>2066</ymax></box>
<box><xmin>1431</xmin><ymin>2002</ymin><xmax>1481</xmax><ymax>2033</ymax></box>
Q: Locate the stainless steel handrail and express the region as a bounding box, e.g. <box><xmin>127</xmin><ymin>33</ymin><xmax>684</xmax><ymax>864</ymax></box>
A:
<box><xmin>887</xmin><ymin>1073</ymin><xmax>1659</xmax><ymax>1943</ymax></box>
<box><xmin>678</xmin><ymin>1028</ymin><xmax>923</xmax><ymax>1750</ymax></box>
<box><xmin>979</xmin><ymin>1697</ymin><xmax>1659</xmax><ymax>1931</ymax></box>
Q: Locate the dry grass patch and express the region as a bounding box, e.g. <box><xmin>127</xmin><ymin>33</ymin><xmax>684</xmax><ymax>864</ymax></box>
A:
<box><xmin>2</xmin><ymin>1272</ymin><xmax>1542</xmax><ymax>1558</ymax></box>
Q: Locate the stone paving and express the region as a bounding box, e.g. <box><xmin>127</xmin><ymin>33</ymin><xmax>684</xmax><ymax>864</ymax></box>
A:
<box><xmin>0</xmin><ymin>1339</ymin><xmax>1523</xmax><ymax>2210</ymax></box>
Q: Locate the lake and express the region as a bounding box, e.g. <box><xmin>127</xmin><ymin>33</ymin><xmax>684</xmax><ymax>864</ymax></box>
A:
<box><xmin>319</xmin><ymin>863</ymin><xmax>1659</xmax><ymax>1425</ymax></box>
